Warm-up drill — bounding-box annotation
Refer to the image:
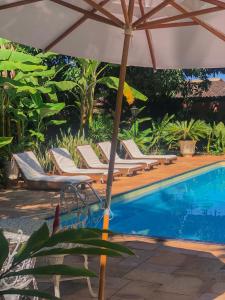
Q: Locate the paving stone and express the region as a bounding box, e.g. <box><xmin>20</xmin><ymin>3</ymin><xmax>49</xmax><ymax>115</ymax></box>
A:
<box><xmin>110</xmin><ymin>280</ymin><xmax>160</xmax><ymax>299</ymax></box>
<box><xmin>147</xmin><ymin>291</ymin><xmax>198</xmax><ymax>300</ymax></box>
<box><xmin>137</xmin><ymin>261</ymin><xmax>178</xmax><ymax>274</ymax></box>
<box><xmin>174</xmin><ymin>256</ymin><xmax>223</xmax><ymax>279</ymax></box>
<box><xmin>147</xmin><ymin>249</ymin><xmax>187</xmax><ymax>266</ymax></box>
<box><xmin>198</xmin><ymin>293</ymin><xmax>221</xmax><ymax>300</ymax></box>
<box><xmin>125</xmin><ymin>268</ymin><xmax>174</xmax><ymax>284</ymax></box>
<box><xmin>124</xmin><ymin>241</ymin><xmax>159</xmax><ymax>251</ymax></box>
<box><xmin>211</xmin><ymin>282</ymin><xmax>225</xmax><ymax>294</ymax></box>
<box><xmin>211</xmin><ymin>293</ymin><xmax>225</xmax><ymax>300</ymax></box>
<box><xmin>158</xmin><ymin>275</ymin><xmax>203</xmax><ymax>295</ymax></box>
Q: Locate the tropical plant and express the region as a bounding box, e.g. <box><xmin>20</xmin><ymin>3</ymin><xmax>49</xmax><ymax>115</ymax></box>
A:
<box><xmin>206</xmin><ymin>122</ymin><xmax>225</xmax><ymax>154</ymax></box>
<box><xmin>164</xmin><ymin>119</ymin><xmax>210</xmax><ymax>148</ymax></box>
<box><xmin>34</xmin><ymin>128</ymin><xmax>103</xmax><ymax>173</ymax></box>
<box><xmin>0</xmin><ymin>137</ymin><xmax>13</xmax><ymax>149</ymax></box>
<box><xmin>147</xmin><ymin>114</ymin><xmax>174</xmax><ymax>153</ymax></box>
<box><xmin>0</xmin><ymin>39</ymin><xmax>74</xmax><ymax>149</ymax></box>
<box><xmin>119</xmin><ymin>117</ymin><xmax>151</xmax><ymax>153</ymax></box>
<box><xmin>88</xmin><ymin>114</ymin><xmax>113</xmax><ymax>143</ymax></box>
<box><xmin>63</xmin><ymin>58</ymin><xmax>147</xmax><ymax>133</ymax></box>
<box><xmin>0</xmin><ymin>223</ymin><xmax>133</xmax><ymax>299</ymax></box>
<box><xmin>0</xmin><ymin>137</ymin><xmax>13</xmax><ymax>186</ymax></box>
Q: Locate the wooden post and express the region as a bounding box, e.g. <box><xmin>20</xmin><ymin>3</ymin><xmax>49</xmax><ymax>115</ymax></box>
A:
<box><xmin>98</xmin><ymin>24</ymin><xmax>132</xmax><ymax>300</ymax></box>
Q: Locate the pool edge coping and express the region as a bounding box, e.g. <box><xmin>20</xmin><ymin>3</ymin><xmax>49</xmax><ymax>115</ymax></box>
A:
<box><xmin>111</xmin><ymin>160</ymin><xmax>225</xmax><ymax>202</ymax></box>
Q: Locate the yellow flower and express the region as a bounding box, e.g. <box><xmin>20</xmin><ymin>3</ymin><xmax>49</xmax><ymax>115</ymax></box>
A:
<box><xmin>123</xmin><ymin>85</ymin><xmax>134</xmax><ymax>106</ymax></box>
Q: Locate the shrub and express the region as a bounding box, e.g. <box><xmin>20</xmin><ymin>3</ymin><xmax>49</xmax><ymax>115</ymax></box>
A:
<box><xmin>34</xmin><ymin>129</ymin><xmax>101</xmax><ymax>172</ymax></box>
<box><xmin>206</xmin><ymin>122</ymin><xmax>225</xmax><ymax>154</ymax></box>
<box><xmin>164</xmin><ymin>119</ymin><xmax>210</xmax><ymax>149</ymax></box>
<box><xmin>88</xmin><ymin>114</ymin><xmax>113</xmax><ymax>143</ymax></box>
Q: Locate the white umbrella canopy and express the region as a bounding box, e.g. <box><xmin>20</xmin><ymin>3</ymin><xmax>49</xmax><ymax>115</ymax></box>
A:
<box><xmin>1</xmin><ymin>1</ymin><xmax>225</xmax><ymax>299</ymax></box>
<box><xmin>0</xmin><ymin>0</ymin><xmax>225</xmax><ymax>68</ymax></box>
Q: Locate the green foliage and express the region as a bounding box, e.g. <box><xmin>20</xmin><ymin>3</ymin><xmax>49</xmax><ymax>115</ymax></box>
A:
<box><xmin>0</xmin><ymin>137</ymin><xmax>13</xmax><ymax>149</ymax></box>
<box><xmin>206</xmin><ymin>122</ymin><xmax>225</xmax><ymax>154</ymax></box>
<box><xmin>63</xmin><ymin>58</ymin><xmax>147</xmax><ymax>132</ymax></box>
<box><xmin>98</xmin><ymin>76</ymin><xmax>147</xmax><ymax>101</ymax></box>
<box><xmin>34</xmin><ymin>129</ymin><xmax>100</xmax><ymax>171</ymax></box>
<box><xmin>50</xmin><ymin>129</ymin><xmax>98</xmax><ymax>166</ymax></box>
<box><xmin>0</xmin><ymin>229</ymin><xmax>9</xmax><ymax>269</ymax></box>
<box><xmin>0</xmin><ymin>224</ymin><xmax>133</xmax><ymax>299</ymax></box>
<box><xmin>119</xmin><ymin>117</ymin><xmax>152</xmax><ymax>153</ymax></box>
<box><xmin>164</xmin><ymin>119</ymin><xmax>210</xmax><ymax>148</ymax></box>
<box><xmin>0</xmin><ymin>289</ymin><xmax>59</xmax><ymax>299</ymax></box>
<box><xmin>88</xmin><ymin>114</ymin><xmax>113</xmax><ymax>143</ymax></box>
<box><xmin>147</xmin><ymin>114</ymin><xmax>175</xmax><ymax>153</ymax></box>
<box><xmin>0</xmin><ymin>42</ymin><xmax>74</xmax><ymax>150</ymax></box>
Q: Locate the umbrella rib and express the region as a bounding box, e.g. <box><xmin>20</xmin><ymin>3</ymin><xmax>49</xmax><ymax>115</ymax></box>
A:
<box><xmin>120</xmin><ymin>0</ymin><xmax>129</xmax><ymax>25</ymax></box>
<box><xmin>138</xmin><ymin>0</ymin><xmax>156</xmax><ymax>69</ymax></box>
<box><xmin>171</xmin><ymin>1</ymin><xmax>225</xmax><ymax>42</ymax></box>
<box><xmin>136</xmin><ymin>6</ymin><xmax>223</xmax><ymax>30</ymax></box>
<box><xmin>133</xmin><ymin>0</ymin><xmax>172</xmax><ymax>27</ymax></box>
<box><xmin>200</xmin><ymin>0</ymin><xmax>225</xmax><ymax>9</ymax></box>
<box><xmin>50</xmin><ymin>0</ymin><xmax>121</xmax><ymax>28</ymax></box>
<box><xmin>83</xmin><ymin>0</ymin><xmax>124</xmax><ymax>27</ymax></box>
<box><xmin>128</xmin><ymin>0</ymin><xmax>135</xmax><ymax>23</ymax></box>
<box><xmin>0</xmin><ymin>0</ymin><xmax>42</xmax><ymax>10</ymax></box>
<box><xmin>149</xmin><ymin>21</ymin><xmax>198</xmax><ymax>29</ymax></box>
<box><xmin>45</xmin><ymin>0</ymin><xmax>110</xmax><ymax>51</ymax></box>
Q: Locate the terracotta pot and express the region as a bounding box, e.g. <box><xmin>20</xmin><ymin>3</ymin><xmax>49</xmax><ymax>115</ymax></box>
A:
<box><xmin>179</xmin><ymin>140</ymin><xmax>197</xmax><ymax>157</ymax></box>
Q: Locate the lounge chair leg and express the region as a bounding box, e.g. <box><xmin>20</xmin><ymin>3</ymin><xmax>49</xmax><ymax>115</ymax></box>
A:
<box><xmin>53</xmin><ymin>275</ymin><xmax>61</xmax><ymax>298</ymax></box>
<box><xmin>83</xmin><ymin>254</ymin><xmax>97</xmax><ymax>298</ymax></box>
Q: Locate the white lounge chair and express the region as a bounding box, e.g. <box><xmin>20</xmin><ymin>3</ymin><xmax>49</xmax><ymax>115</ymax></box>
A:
<box><xmin>121</xmin><ymin>139</ymin><xmax>177</xmax><ymax>164</ymax></box>
<box><xmin>49</xmin><ymin>147</ymin><xmax>121</xmax><ymax>183</ymax></box>
<box><xmin>12</xmin><ymin>151</ymin><xmax>92</xmax><ymax>190</ymax></box>
<box><xmin>77</xmin><ymin>145</ymin><xmax>144</xmax><ymax>176</ymax></box>
<box><xmin>98</xmin><ymin>141</ymin><xmax>159</xmax><ymax>170</ymax></box>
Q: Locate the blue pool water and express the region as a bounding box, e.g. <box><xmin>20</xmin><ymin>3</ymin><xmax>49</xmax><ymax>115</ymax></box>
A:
<box><xmin>61</xmin><ymin>166</ymin><xmax>225</xmax><ymax>244</ymax></box>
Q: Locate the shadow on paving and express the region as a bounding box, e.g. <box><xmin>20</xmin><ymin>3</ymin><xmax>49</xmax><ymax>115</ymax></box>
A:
<box><xmin>38</xmin><ymin>238</ymin><xmax>225</xmax><ymax>300</ymax></box>
<box><xmin>0</xmin><ymin>189</ymin><xmax>59</xmax><ymax>218</ymax></box>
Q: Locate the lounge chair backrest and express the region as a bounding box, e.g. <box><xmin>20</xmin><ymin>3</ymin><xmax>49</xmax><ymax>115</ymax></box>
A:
<box><xmin>50</xmin><ymin>148</ymin><xmax>77</xmax><ymax>174</ymax></box>
<box><xmin>122</xmin><ymin>139</ymin><xmax>142</xmax><ymax>157</ymax></box>
<box><xmin>12</xmin><ymin>151</ymin><xmax>45</xmax><ymax>180</ymax></box>
<box><xmin>77</xmin><ymin>145</ymin><xmax>102</xmax><ymax>167</ymax></box>
<box><xmin>98</xmin><ymin>141</ymin><xmax>120</xmax><ymax>161</ymax></box>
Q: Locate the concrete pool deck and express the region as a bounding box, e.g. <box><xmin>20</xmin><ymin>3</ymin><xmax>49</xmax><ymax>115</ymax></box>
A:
<box><xmin>1</xmin><ymin>154</ymin><xmax>225</xmax><ymax>299</ymax></box>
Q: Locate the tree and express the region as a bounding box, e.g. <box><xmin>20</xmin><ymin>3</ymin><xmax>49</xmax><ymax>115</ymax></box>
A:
<box><xmin>62</xmin><ymin>58</ymin><xmax>147</xmax><ymax>134</ymax></box>
<box><xmin>0</xmin><ymin>39</ymin><xmax>75</xmax><ymax>149</ymax></box>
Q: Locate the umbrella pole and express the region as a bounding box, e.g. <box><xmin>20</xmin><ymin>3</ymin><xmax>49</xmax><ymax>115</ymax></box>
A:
<box><xmin>98</xmin><ymin>27</ymin><xmax>132</xmax><ymax>300</ymax></box>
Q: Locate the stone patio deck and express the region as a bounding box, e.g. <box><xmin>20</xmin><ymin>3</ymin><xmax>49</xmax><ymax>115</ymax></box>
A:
<box><xmin>39</xmin><ymin>236</ymin><xmax>225</xmax><ymax>299</ymax></box>
<box><xmin>1</xmin><ymin>154</ymin><xmax>225</xmax><ymax>299</ymax></box>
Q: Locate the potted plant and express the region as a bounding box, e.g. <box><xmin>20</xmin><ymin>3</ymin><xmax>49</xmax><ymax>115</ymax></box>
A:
<box><xmin>165</xmin><ymin>119</ymin><xmax>209</xmax><ymax>157</ymax></box>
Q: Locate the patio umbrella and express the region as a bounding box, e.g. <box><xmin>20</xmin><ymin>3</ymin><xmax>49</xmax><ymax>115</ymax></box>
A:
<box><xmin>1</xmin><ymin>0</ymin><xmax>225</xmax><ymax>298</ymax></box>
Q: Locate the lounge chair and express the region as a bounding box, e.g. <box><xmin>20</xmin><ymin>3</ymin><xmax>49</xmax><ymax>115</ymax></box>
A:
<box><xmin>98</xmin><ymin>141</ymin><xmax>159</xmax><ymax>170</ymax></box>
<box><xmin>49</xmin><ymin>147</ymin><xmax>121</xmax><ymax>183</ymax></box>
<box><xmin>12</xmin><ymin>151</ymin><xmax>92</xmax><ymax>190</ymax></box>
<box><xmin>77</xmin><ymin>145</ymin><xmax>144</xmax><ymax>176</ymax></box>
<box><xmin>121</xmin><ymin>139</ymin><xmax>177</xmax><ymax>164</ymax></box>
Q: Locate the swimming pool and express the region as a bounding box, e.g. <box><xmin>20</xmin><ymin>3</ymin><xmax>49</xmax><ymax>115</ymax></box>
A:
<box><xmin>62</xmin><ymin>162</ymin><xmax>225</xmax><ymax>244</ymax></box>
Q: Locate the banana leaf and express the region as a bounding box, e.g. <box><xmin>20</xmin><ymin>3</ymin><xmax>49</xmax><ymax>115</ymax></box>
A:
<box><xmin>0</xmin><ymin>289</ymin><xmax>59</xmax><ymax>300</ymax></box>
<box><xmin>0</xmin><ymin>137</ymin><xmax>13</xmax><ymax>149</ymax></box>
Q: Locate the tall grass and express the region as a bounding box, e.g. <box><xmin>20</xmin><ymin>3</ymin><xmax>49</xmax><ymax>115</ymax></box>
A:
<box><xmin>35</xmin><ymin>129</ymin><xmax>101</xmax><ymax>171</ymax></box>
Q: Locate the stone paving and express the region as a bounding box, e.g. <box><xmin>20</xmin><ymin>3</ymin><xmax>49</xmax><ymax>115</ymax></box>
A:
<box><xmin>39</xmin><ymin>236</ymin><xmax>225</xmax><ymax>299</ymax></box>
<box><xmin>1</xmin><ymin>154</ymin><xmax>225</xmax><ymax>299</ymax></box>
